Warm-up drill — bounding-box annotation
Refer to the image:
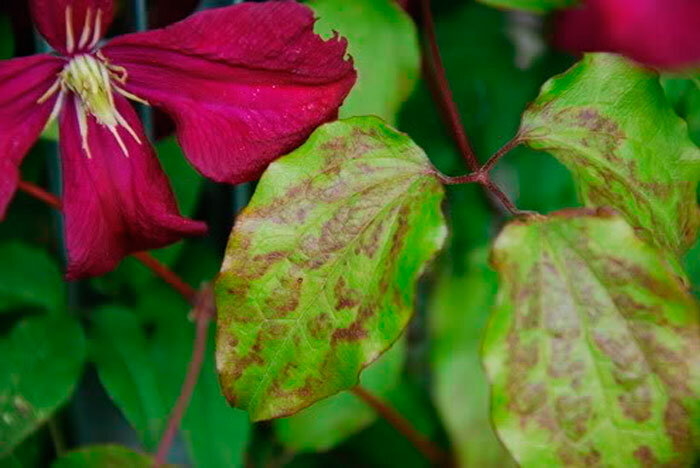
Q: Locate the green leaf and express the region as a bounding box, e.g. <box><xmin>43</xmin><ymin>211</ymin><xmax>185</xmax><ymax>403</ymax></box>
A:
<box><xmin>51</xmin><ymin>445</ymin><xmax>155</xmax><ymax>468</ymax></box>
<box><xmin>0</xmin><ymin>316</ymin><xmax>86</xmax><ymax>456</ymax></box>
<box><xmin>274</xmin><ymin>337</ymin><xmax>405</xmax><ymax>451</ymax></box>
<box><xmin>662</xmin><ymin>75</ymin><xmax>700</xmax><ymax>147</ymax></box>
<box><xmin>90</xmin><ymin>307</ymin><xmax>168</xmax><ymax>450</ymax></box>
<box><xmin>0</xmin><ymin>15</ymin><xmax>13</xmax><ymax>60</ymax></box>
<box><xmin>308</xmin><ymin>0</ymin><xmax>420</xmax><ymax>124</ymax></box>
<box><xmin>477</xmin><ymin>0</ymin><xmax>577</xmax><ymax>13</ymax></box>
<box><xmin>180</xmin><ymin>328</ymin><xmax>250</xmax><ymax>468</ymax></box>
<box><xmin>429</xmin><ymin>249</ymin><xmax>515</xmax><ymax>467</ymax></box>
<box><xmin>483</xmin><ymin>209</ymin><xmax>700</xmax><ymax>466</ymax></box>
<box><xmin>521</xmin><ymin>53</ymin><xmax>700</xmax><ymax>257</ymax></box>
<box><xmin>0</xmin><ymin>243</ymin><xmax>64</xmax><ymax>315</ymax></box>
<box><xmin>216</xmin><ymin>116</ymin><xmax>446</xmax><ymax>421</ymax></box>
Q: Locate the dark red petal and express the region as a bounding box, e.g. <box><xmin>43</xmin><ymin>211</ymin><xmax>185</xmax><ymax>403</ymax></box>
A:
<box><xmin>554</xmin><ymin>0</ymin><xmax>700</xmax><ymax>69</ymax></box>
<box><xmin>59</xmin><ymin>95</ymin><xmax>207</xmax><ymax>280</ymax></box>
<box><xmin>30</xmin><ymin>0</ymin><xmax>115</xmax><ymax>54</ymax></box>
<box><xmin>102</xmin><ymin>1</ymin><xmax>356</xmax><ymax>184</ymax></box>
<box><xmin>0</xmin><ymin>54</ymin><xmax>64</xmax><ymax>219</ymax></box>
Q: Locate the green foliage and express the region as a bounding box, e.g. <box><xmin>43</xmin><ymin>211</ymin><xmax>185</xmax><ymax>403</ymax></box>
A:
<box><xmin>0</xmin><ymin>15</ymin><xmax>12</xmax><ymax>59</ymax></box>
<box><xmin>90</xmin><ymin>307</ymin><xmax>168</xmax><ymax>449</ymax></box>
<box><xmin>521</xmin><ymin>53</ymin><xmax>700</xmax><ymax>257</ymax></box>
<box><xmin>216</xmin><ymin>117</ymin><xmax>446</xmax><ymax>420</ymax></box>
<box><xmin>309</xmin><ymin>0</ymin><xmax>420</xmax><ymax>125</ymax></box>
<box><xmin>429</xmin><ymin>248</ymin><xmax>514</xmax><ymax>467</ymax></box>
<box><xmin>274</xmin><ymin>338</ymin><xmax>405</xmax><ymax>451</ymax></box>
<box><xmin>0</xmin><ymin>242</ymin><xmax>64</xmax><ymax>315</ymax></box>
<box><xmin>51</xmin><ymin>445</ymin><xmax>155</xmax><ymax>468</ymax></box>
<box><xmin>483</xmin><ymin>210</ymin><xmax>700</xmax><ymax>466</ymax></box>
<box><xmin>0</xmin><ymin>316</ymin><xmax>86</xmax><ymax>456</ymax></box>
<box><xmin>478</xmin><ymin>0</ymin><xmax>577</xmax><ymax>13</ymax></box>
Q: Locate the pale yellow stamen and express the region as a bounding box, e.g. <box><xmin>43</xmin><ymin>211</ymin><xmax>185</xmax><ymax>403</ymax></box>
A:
<box><xmin>114</xmin><ymin>85</ymin><xmax>149</xmax><ymax>106</ymax></box>
<box><xmin>90</xmin><ymin>10</ymin><xmax>104</xmax><ymax>49</ymax></box>
<box><xmin>65</xmin><ymin>6</ymin><xmax>75</xmax><ymax>53</ymax></box>
<box><xmin>37</xmin><ymin>78</ymin><xmax>62</xmax><ymax>104</ymax></box>
<box><xmin>108</xmin><ymin>125</ymin><xmax>130</xmax><ymax>158</ymax></box>
<box><xmin>78</xmin><ymin>8</ymin><xmax>92</xmax><ymax>50</ymax></box>
<box><xmin>75</xmin><ymin>98</ymin><xmax>92</xmax><ymax>159</ymax></box>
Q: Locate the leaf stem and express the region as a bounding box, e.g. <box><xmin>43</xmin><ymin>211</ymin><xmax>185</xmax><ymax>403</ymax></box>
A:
<box><xmin>419</xmin><ymin>0</ymin><xmax>479</xmax><ymax>172</ymax></box>
<box><xmin>351</xmin><ymin>386</ymin><xmax>451</xmax><ymax>466</ymax></box>
<box><xmin>154</xmin><ymin>286</ymin><xmax>215</xmax><ymax>466</ymax></box>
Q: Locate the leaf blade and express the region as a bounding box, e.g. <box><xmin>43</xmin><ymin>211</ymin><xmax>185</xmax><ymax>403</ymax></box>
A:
<box><xmin>483</xmin><ymin>209</ymin><xmax>700</xmax><ymax>466</ymax></box>
<box><xmin>216</xmin><ymin>117</ymin><xmax>446</xmax><ymax>420</ymax></box>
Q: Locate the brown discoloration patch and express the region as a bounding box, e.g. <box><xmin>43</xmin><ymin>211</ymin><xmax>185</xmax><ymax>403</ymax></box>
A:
<box><xmin>334</xmin><ymin>277</ymin><xmax>361</xmax><ymax>310</ymax></box>
<box><xmin>264</xmin><ymin>271</ymin><xmax>304</xmax><ymax>319</ymax></box>
<box><xmin>555</xmin><ymin>394</ymin><xmax>591</xmax><ymax>441</ymax></box>
<box><xmin>307</xmin><ymin>313</ymin><xmax>332</xmax><ymax>341</ymax></box>
<box><xmin>633</xmin><ymin>446</ymin><xmax>658</xmax><ymax>468</ymax></box>
<box><xmin>664</xmin><ymin>399</ymin><xmax>692</xmax><ymax>454</ymax></box>
<box><xmin>331</xmin><ymin>305</ymin><xmax>374</xmax><ymax>344</ymax></box>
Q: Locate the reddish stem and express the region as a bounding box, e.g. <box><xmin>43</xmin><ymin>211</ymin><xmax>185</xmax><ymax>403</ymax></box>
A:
<box><xmin>154</xmin><ymin>287</ymin><xmax>215</xmax><ymax>466</ymax></box>
<box><xmin>18</xmin><ymin>180</ymin><xmax>62</xmax><ymax>210</ymax></box>
<box><xmin>351</xmin><ymin>386</ymin><xmax>451</xmax><ymax>466</ymax></box>
<box><xmin>131</xmin><ymin>252</ymin><xmax>197</xmax><ymax>303</ymax></box>
<box><xmin>419</xmin><ymin>0</ymin><xmax>479</xmax><ymax>171</ymax></box>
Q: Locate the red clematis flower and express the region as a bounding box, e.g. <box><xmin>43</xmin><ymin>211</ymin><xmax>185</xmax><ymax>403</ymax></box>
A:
<box><xmin>1</xmin><ymin>0</ymin><xmax>356</xmax><ymax>279</ymax></box>
<box><xmin>554</xmin><ymin>0</ymin><xmax>700</xmax><ymax>69</ymax></box>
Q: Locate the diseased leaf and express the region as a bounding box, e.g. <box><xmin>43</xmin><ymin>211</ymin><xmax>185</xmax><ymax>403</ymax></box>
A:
<box><xmin>483</xmin><ymin>209</ymin><xmax>700</xmax><ymax>466</ymax></box>
<box><xmin>477</xmin><ymin>0</ymin><xmax>576</xmax><ymax>13</ymax></box>
<box><xmin>521</xmin><ymin>53</ymin><xmax>700</xmax><ymax>257</ymax></box>
<box><xmin>309</xmin><ymin>0</ymin><xmax>420</xmax><ymax>124</ymax></box>
<box><xmin>216</xmin><ymin>117</ymin><xmax>446</xmax><ymax>421</ymax></box>
<box><xmin>90</xmin><ymin>307</ymin><xmax>168</xmax><ymax>450</ymax></box>
<box><xmin>0</xmin><ymin>316</ymin><xmax>86</xmax><ymax>456</ymax></box>
<box><xmin>274</xmin><ymin>338</ymin><xmax>405</xmax><ymax>451</ymax></box>
<box><xmin>0</xmin><ymin>242</ymin><xmax>64</xmax><ymax>315</ymax></box>
<box><xmin>51</xmin><ymin>445</ymin><xmax>155</xmax><ymax>468</ymax></box>
<box><xmin>429</xmin><ymin>249</ymin><xmax>514</xmax><ymax>467</ymax></box>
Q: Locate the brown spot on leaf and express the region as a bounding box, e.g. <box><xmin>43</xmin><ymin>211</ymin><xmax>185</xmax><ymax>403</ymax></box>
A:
<box><xmin>334</xmin><ymin>277</ymin><xmax>361</xmax><ymax>310</ymax></box>
<box><xmin>633</xmin><ymin>446</ymin><xmax>659</xmax><ymax>468</ymax></box>
<box><xmin>664</xmin><ymin>399</ymin><xmax>692</xmax><ymax>454</ymax></box>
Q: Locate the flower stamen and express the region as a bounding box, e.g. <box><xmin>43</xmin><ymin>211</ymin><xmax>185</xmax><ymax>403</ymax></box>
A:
<box><xmin>65</xmin><ymin>6</ymin><xmax>75</xmax><ymax>54</ymax></box>
<box><xmin>37</xmin><ymin>78</ymin><xmax>62</xmax><ymax>104</ymax></box>
<box><xmin>78</xmin><ymin>8</ymin><xmax>93</xmax><ymax>50</ymax></box>
<box><xmin>90</xmin><ymin>10</ymin><xmax>104</xmax><ymax>49</ymax></box>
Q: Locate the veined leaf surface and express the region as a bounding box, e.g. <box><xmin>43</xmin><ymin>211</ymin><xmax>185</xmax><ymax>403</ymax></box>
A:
<box><xmin>216</xmin><ymin>117</ymin><xmax>446</xmax><ymax>421</ymax></box>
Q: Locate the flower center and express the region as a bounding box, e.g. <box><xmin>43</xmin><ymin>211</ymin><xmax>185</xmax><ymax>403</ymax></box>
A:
<box><xmin>36</xmin><ymin>7</ymin><xmax>150</xmax><ymax>159</ymax></box>
<box><xmin>62</xmin><ymin>54</ymin><xmax>119</xmax><ymax>128</ymax></box>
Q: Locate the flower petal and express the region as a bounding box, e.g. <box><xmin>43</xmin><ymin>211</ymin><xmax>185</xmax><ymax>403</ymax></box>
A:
<box><xmin>59</xmin><ymin>94</ymin><xmax>207</xmax><ymax>280</ymax></box>
<box><xmin>30</xmin><ymin>0</ymin><xmax>115</xmax><ymax>54</ymax></box>
<box><xmin>0</xmin><ymin>54</ymin><xmax>64</xmax><ymax>219</ymax></box>
<box><xmin>101</xmin><ymin>1</ymin><xmax>356</xmax><ymax>184</ymax></box>
<box><xmin>554</xmin><ymin>0</ymin><xmax>700</xmax><ymax>69</ymax></box>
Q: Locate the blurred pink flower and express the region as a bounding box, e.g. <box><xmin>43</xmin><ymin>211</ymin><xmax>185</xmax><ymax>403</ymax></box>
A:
<box><xmin>554</xmin><ymin>0</ymin><xmax>700</xmax><ymax>69</ymax></box>
<box><xmin>0</xmin><ymin>0</ymin><xmax>356</xmax><ymax>278</ymax></box>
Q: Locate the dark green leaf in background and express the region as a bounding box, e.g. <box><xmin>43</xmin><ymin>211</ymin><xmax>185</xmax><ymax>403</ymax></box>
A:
<box><xmin>0</xmin><ymin>15</ymin><xmax>12</xmax><ymax>59</ymax></box>
<box><xmin>308</xmin><ymin>0</ymin><xmax>420</xmax><ymax>125</ymax></box>
<box><xmin>0</xmin><ymin>242</ymin><xmax>64</xmax><ymax>315</ymax></box>
<box><xmin>477</xmin><ymin>0</ymin><xmax>577</xmax><ymax>13</ymax></box>
<box><xmin>216</xmin><ymin>117</ymin><xmax>446</xmax><ymax>421</ymax></box>
<box><xmin>483</xmin><ymin>209</ymin><xmax>700</xmax><ymax>466</ymax></box>
<box><xmin>90</xmin><ymin>307</ymin><xmax>167</xmax><ymax>450</ymax></box>
<box><xmin>274</xmin><ymin>338</ymin><xmax>406</xmax><ymax>452</ymax></box>
<box><xmin>1</xmin><ymin>316</ymin><xmax>86</xmax><ymax>456</ymax></box>
<box><xmin>521</xmin><ymin>53</ymin><xmax>700</xmax><ymax>257</ymax></box>
<box><xmin>661</xmin><ymin>75</ymin><xmax>700</xmax><ymax>147</ymax></box>
<box><xmin>429</xmin><ymin>248</ymin><xmax>514</xmax><ymax>467</ymax></box>
<box><xmin>51</xmin><ymin>445</ymin><xmax>155</xmax><ymax>468</ymax></box>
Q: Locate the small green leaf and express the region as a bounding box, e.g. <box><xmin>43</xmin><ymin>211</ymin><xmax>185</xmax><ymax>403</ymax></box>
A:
<box><xmin>483</xmin><ymin>209</ymin><xmax>700</xmax><ymax>466</ymax></box>
<box><xmin>51</xmin><ymin>445</ymin><xmax>155</xmax><ymax>468</ymax></box>
<box><xmin>521</xmin><ymin>53</ymin><xmax>700</xmax><ymax>257</ymax></box>
<box><xmin>429</xmin><ymin>249</ymin><xmax>515</xmax><ymax>467</ymax></box>
<box><xmin>662</xmin><ymin>74</ymin><xmax>700</xmax><ymax>147</ymax></box>
<box><xmin>90</xmin><ymin>307</ymin><xmax>168</xmax><ymax>450</ymax></box>
<box><xmin>309</xmin><ymin>0</ymin><xmax>420</xmax><ymax>124</ymax></box>
<box><xmin>0</xmin><ymin>242</ymin><xmax>64</xmax><ymax>315</ymax></box>
<box><xmin>274</xmin><ymin>338</ymin><xmax>405</xmax><ymax>451</ymax></box>
<box><xmin>477</xmin><ymin>0</ymin><xmax>576</xmax><ymax>13</ymax></box>
<box><xmin>216</xmin><ymin>117</ymin><xmax>446</xmax><ymax>421</ymax></box>
<box><xmin>0</xmin><ymin>316</ymin><xmax>86</xmax><ymax>456</ymax></box>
